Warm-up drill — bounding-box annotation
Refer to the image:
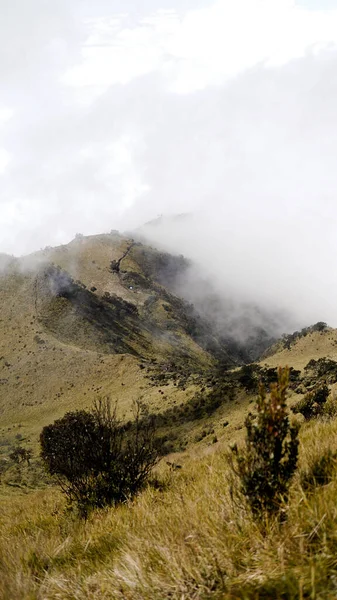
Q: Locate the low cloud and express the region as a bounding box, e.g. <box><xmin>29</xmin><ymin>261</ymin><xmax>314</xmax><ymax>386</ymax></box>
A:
<box><xmin>1</xmin><ymin>1</ymin><xmax>337</xmax><ymax>334</ymax></box>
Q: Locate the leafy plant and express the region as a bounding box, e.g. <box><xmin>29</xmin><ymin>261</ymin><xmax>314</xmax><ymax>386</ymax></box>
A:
<box><xmin>292</xmin><ymin>385</ymin><xmax>329</xmax><ymax>420</ymax></box>
<box><xmin>40</xmin><ymin>399</ymin><xmax>158</xmax><ymax>517</ymax></box>
<box><xmin>230</xmin><ymin>367</ymin><xmax>299</xmax><ymax>519</ymax></box>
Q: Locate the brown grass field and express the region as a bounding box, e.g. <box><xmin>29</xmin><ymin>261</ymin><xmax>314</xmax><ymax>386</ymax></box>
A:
<box><xmin>1</xmin><ymin>413</ymin><xmax>337</xmax><ymax>599</ymax></box>
<box><xmin>1</xmin><ymin>235</ymin><xmax>337</xmax><ymax>599</ymax></box>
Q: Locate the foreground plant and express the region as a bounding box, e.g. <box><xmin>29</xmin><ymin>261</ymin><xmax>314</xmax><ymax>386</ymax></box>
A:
<box><xmin>230</xmin><ymin>367</ymin><xmax>299</xmax><ymax>518</ymax></box>
<box><xmin>40</xmin><ymin>399</ymin><xmax>158</xmax><ymax>517</ymax></box>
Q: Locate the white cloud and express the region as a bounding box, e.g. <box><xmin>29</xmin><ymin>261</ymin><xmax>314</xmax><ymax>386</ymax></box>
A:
<box><xmin>62</xmin><ymin>11</ymin><xmax>179</xmax><ymax>89</ymax></box>
<box><xmin>0</xmin><ymin>107</ymin><xmax>14</xmax><ymax>124</ymax></box>
<box><xmin>0</xmin><ymin>148</ymin><xmax>11</xmax><ymax>175</ymax></box>
<box><xmin>1</xmin><ymin>0</ymin><xmax>337</xmax><ymax>329</ymax></box>
<box><xmin>61</xmin><ymin>0</ymin><xmax>337</xmax><ymax>95</ymax></box>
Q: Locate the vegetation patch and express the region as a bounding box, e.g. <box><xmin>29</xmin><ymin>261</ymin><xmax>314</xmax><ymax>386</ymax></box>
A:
<box><xmin>281</xmin><ymin>322</ymin><xmax>328</xmax><ymax>350</ymax></box>
<box><xmin>292</xmin><ymin>385</ymin><xmax>330</xmax><ymax>420</ymax></box>
<box><xmin>40</xmin><ymin>399</ymin><xmax>158</xmax><ymax>518</ymax></box>
<box><xmin>229</xmin><ymin>367</ymin><xmax>299</xmax><ymax>519</ymax></box>
<box><xmin>304</xmin><ymin>357</ymin><xmax>337</xmax><ymax>384</ymax></box>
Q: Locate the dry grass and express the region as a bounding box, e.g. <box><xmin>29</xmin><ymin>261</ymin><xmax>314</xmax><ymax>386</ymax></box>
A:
<box><xmin>261</xmin><ymin>328</ymin><xmax>337</xmax><ymax>371</ymax></box>
<box><xmin>2</xmin><ymin>232</ymin><xmax>337</xmax><ymax>453</ymax></box>
<box><xmin>0</xmin><ymin>233</ymin><xmax>211</xmax><ymax>451</ymax></box>
<box><xmin>2</xmin><ymin>235</ymin><xmax>337</xmax><ymax>598</ymax></box>
<box><xmin>1</xmin><ymin>416</ymin><xmax>337</xmax><ymax>600</ymax></box>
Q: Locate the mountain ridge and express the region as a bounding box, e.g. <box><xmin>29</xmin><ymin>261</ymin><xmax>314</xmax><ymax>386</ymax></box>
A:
<box><xmin>0</xmin><ymin>230</ymin><xmax>334</xmax><ymax>461</ymax></box>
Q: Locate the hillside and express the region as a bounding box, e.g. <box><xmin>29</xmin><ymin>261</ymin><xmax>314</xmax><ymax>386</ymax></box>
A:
<box><xmin>261</xmin><ymin>325</ymin><xmax>337</xmax><ymax>370</ymax></box>
<box><xmin>1</xmin><ymin>232</ymin><xmax>336</xmax><ymax>456</ymax></box>
<box><xmin>0</xmin><ymin>232</ymin><xmax>252</xmax><ymax>452</ymax></box>
<box><xmin>1</xmin><ymin>233</ymin><xmax>337</xmax><ymax>599</ymax></box>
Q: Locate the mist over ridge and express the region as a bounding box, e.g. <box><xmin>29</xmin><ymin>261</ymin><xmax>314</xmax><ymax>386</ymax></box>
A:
<box><xmin>1</xmin><ymin>1</ymin><xmax>337</xmax><ymax>333</ymax></box>
<box><xmin>134</xmin><ymin>210</ymin><xmax>327</xmax><ymax>337</ymax></box>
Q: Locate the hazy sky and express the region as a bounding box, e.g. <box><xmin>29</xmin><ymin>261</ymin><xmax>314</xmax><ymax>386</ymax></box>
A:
<box><xmin>1</xmin><ymin>0</ymin><xmax>337</xmax><ymax>325</ymax></box>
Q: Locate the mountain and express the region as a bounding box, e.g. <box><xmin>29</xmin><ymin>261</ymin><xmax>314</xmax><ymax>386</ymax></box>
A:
<box><xmin>0</xmin><ymin>231</ymin><xmax>249</xmax><ymax>445</ymax></box>
<box><xmin>2</xmin><ymin>232</ymin><xmax>337</xmax><ymax>599</ymax></box>
<box><xmin>1</xmin><ymin>231</ymin><xmax>334</xmax><ymax>449</ymax></box>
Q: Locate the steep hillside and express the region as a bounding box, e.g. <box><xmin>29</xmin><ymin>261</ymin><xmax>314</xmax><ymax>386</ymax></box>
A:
<box><xmin>2</xmin><ymin>233</ymin><xmax>337</xmax><ymax>456</ymax></box>
<box><xmin>0</xmin><ymin>233</ymin><xmax>247</xmax><ymax>454</ymax></box>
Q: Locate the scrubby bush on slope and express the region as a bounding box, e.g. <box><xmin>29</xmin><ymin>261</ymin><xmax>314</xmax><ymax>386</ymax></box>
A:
<box><xmin>40</xmin><ymin>399</ymin><xmax>158</xmax><ymax>517</ymax></box>
<box><xmin>230</xmin><ymin>367</ymin><xmax>299</xmax><ymax>518</ymax></box>
<box><xmin>292</xmin><ymin>385</ymin><xmax>329</xmax><ymax>420</ymax></box>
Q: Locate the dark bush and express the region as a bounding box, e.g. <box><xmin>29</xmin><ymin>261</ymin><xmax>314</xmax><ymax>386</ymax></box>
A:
<box><xmin>292</xmin><ymin>385</ymin><xmax>329</xmax><ymax>420</ymax></box>
<box><xmin>237</xmin><ymin>364</ymin><xmax>259</xmax><ymax>392</ymax></box>
<box><xmin>304</xmin><ymin>358</ymin><xmax>337</xmax><ymax>381</ymax></box>
<box><xmin>260</xmin><ymin>367</ymin><xmax>278</xmax><ymax>385</ymax></box>
<box><xmin>312</xmin><ymin>321</ymin><xmax>328</xmax><ymax>332</ymax></box>
<box><xmin>40</xmin><ymin>399</ymin><xmax>158</xmax><ymax>517</ymax></box>
<box><xmin>230</xmin><ymin>367</ymin><xmax>299</xmax><ymax>519</ymax></box>
<box><xmin>292</xmin><ymin>393</ymin><xmax>317</xmax><ymax>420</ymax></box>
<box><xmin>313</xmin><ymin>385</ymin><xmax>330</xmax><ymax>405</ymax></box>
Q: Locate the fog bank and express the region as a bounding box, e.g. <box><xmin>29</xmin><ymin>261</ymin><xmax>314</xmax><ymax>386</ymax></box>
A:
<box><xmin>1</xmin><ymin>0</ymin><xmax>337</xmax><ymax>331</ymax></box>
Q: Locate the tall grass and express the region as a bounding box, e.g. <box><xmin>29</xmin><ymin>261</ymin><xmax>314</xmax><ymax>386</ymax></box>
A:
<box><xmin>1</xmin><ymin>417</ymin><xmax>337</xmax><ymax>599</ymax></box>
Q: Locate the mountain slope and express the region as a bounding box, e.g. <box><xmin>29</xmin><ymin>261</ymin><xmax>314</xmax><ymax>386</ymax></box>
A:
<box><xmin>0</xmin><ymin>233</ymin><xmax>242</xmax><ymax>449</ymax></box>
<box><xmin>2</xmin><ymin>235</ymin><xmax>337</xmax><ymax>600</ymax></box>
<box><xmin>2</xmin><ymin>231</ymin><xmax>336</xmax><ymax>461</ymax></box>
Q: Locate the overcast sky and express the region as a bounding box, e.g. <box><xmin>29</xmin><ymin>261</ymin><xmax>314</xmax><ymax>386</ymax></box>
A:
<box><xmin>1</xmin><ymin>0</ymin><xmax>337</xmax><ymax>325</ymax></box>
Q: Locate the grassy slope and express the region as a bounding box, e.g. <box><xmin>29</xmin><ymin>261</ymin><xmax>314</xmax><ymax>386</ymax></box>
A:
<box><xmin>2</xmin><ymin>237</ymin><xmax>337</xmax><ymax>598</ymax></box>
<box><xmin>1</xmin><ymin>415</ymin><xmax>337</xmax><ymax>599</ymax></box>
<box><xmin>260</xmin><ymin>328</ymin><xmax>337</xmax><ymax>403</ymax></box>
<box><xmin>0</xmin><ymin>266</ymin><xmax>146</xmax><ymax>445</ymax></box>
<box><xmin>262</xmin><ymin>328</ymin><xmax>337</xmax><ymax>371</ymax></box>
<box><xmin>0</xmin><ymin>234</ymin><xmax>215</xmax><ymax>452</ymax></box>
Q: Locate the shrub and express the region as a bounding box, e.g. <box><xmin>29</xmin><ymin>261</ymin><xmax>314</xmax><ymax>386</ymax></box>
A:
<box><xmin>237</xmin><ymin>364</ymin><xmax>259</xmax><ymax>392</ymax></box>
<box><xmin>292</xmin><ymin>393</ymin><xmax>316</xmax><ymax>420</ymax></box>
<box><xmin>313</xmin><ymin>385</ymin><xmax>330</xmax><ymax>404</ymax></box>
<box><xmin>292</xmin><ymin>385</ymin><xmax>329</xmax><ymax>420</ymax></box>
<box><xmin>312</xmin><ymin>321</ymin><xmax>328</xmax><ymax>332</ymax></box>
<box><xmin>40</xmin><ymin>399</ymin><xmax>158</xmax><ymax>517</ymax></box>
<box><xmin>304</xmin><ymin>358</ymin><xmax>337</xmax><ymax>383</ymax></box>
<box><xmin>230</xmin><ymin>367</ymin><xmax>299</xmax><ymax>519</ymax></box>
